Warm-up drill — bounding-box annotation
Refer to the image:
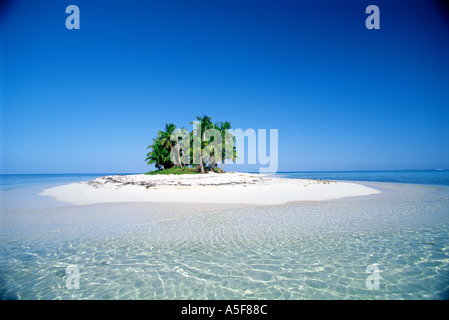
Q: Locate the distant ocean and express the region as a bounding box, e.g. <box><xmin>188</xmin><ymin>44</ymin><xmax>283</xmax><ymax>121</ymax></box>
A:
<box><xmin>1</xmin><ymin>170</ymin><xmax>448</xmax><ymax>192</ymax></box>
<box><xmin>276</xmin><ymin>170</ymin><xmax>449</xmax><ymax>187</ymax></box>
<box><xmin>0</xmin><ymin>173</ymin><xmax>133</xmax><ymax>191</ymax></box>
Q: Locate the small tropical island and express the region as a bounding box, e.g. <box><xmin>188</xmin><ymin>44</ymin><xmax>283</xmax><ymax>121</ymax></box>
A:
<box><xmin>40</xmin><ymin>115</ymin><xmax>381</xmax><ymax>206</ymax></box>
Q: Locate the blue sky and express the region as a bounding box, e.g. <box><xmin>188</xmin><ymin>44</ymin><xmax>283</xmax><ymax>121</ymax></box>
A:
<box><xmin>1</xmin><ymin>0</ymin><xmax>448</xmax><ymax>173</ymax></box>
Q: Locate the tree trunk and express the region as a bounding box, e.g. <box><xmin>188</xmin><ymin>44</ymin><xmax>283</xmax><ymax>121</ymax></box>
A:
<box><xmin>200</xmin><ymin>132</ymin><xmax>206</xmax><ymax>173</ymax></box>
<box><xmin>176</xmin><ymin>142</ymin><xmax>183</xmax><ymax>169</ymax></box>
<box><xmin>170</xmin><ymin>142</ymin><xmax>182</xmax><ymax>168</ymax></box>
<box><xmin>209</xmin><ymin>155</ymin><xmax>214</xmax><ymax>169</ymax></box>
<box><xmin>199</xmin><ymin>149</ymin><xmax>205</xmax><ymax>173</ymax></box>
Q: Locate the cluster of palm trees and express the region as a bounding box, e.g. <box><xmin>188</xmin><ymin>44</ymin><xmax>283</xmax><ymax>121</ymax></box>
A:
<box><xmin>145</xmin><ymin>115</ymin><xmax>237</xmax><ymax>173</ymax></box>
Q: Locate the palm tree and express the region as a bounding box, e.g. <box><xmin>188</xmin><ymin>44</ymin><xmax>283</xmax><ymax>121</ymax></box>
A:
<box><xmin>146</xmin><ymin>115</ymin><xmax>237</xmax><ymax>173</ymax></box>
<box><xmin>201</xmin><ymin>121</ymin><xmax>218</xmax><ymax>169</ymax></box>
<box><xmin>145</xmin><ymin>138</ymin><xmax>170</xmax><ymax>170</ymax></box>
<box><xmin>146</xmin><ymin>123</ymin><xmax>178</xmax><ymax>170</ymax></box>
<box><xmin>189</xmin><ymin>122</ymin><xmax>202</xmax><ymax>172</ymax></box>
<box><xmin>191</xmin><ymin>115</ymin><xmax>214</xmax><ymax>173</ymax></box>
<box><xmin>158</xmin><ymin>123</ymin><xmax>175</xmax><ymax>151</ymax></box>
<box><xmin>158</xmin><ymin>123</ymin><xmax>183</xmax><ymax>168</ymax></box>
<box><xmin>217</xmin><ymin>121</ymin><xmax>237</xmax><ymax>170</ymax></box>
<box><xmin>171</xmin><ymin>127</ymin><xmax>190</xmax><ymax>169</ymax></box>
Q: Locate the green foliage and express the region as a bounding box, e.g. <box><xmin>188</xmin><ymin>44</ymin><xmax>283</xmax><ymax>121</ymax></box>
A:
<box><xmin>145</xmin><ymin>115</ymin><xmax>237</xmax><ymax>173</ymax></box>
<box><xmin>145</xmin><ymin>167</ymin><xmax>201</xmax><ymax>175</ymax></box>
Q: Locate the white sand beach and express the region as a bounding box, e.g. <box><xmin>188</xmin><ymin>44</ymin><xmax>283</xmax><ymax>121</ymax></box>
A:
<box><xmin>40</xmin><ymin>172</ymin><xmax>381</xmax><ymax>206</ymax></box>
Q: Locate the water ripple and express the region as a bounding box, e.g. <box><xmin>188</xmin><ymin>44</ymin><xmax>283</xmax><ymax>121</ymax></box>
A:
<box><xmin>1</xmin><ymin>182</ymin><xmax>449</xmax><ymax>299</ymax></box>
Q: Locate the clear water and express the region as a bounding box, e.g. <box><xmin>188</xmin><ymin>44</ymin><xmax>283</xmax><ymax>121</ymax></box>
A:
<box><xmin>0</xmin><ymin>173</ymin><xmax>136</xmax><ymax>210</ymax></box>
<box><xmin>0</xmin><ymin>174</ymin><xmax>134</xmax><ymax>191</ymax></box>
<box><xmin>1</xmin><ymin>170</ymin><xmax>448</xmax><ymax>191</ymax></box>
<box><xmin>1</xmin><ymin>173</ymin><xmax>449</xmax><ymax>300</ymax></box>
<box><xmin>275</xmin><ymin>170</ymin><xmax>449</xmax><ymax>187</ymax></box>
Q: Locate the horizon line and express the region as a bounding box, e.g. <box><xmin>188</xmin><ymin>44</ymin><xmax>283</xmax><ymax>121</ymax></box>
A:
<box><xmin>1</xmin><ymin>169</ymin><xmax>447</xmax><ymax>175</ymax></box>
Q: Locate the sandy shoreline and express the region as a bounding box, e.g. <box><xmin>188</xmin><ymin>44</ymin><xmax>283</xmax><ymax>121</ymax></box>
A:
<box><xmin>39</xmin><ymin>172</ymin><xmax>381</xmax><ymax>206</ymax></box>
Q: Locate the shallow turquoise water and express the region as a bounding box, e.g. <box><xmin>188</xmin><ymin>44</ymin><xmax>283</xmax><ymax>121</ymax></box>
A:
<box><xmin>1</xmin><ymin>182</ymin><xmax>449</xmax><ymax>299</ymax></box>
<box><xmin>0</xmin><ymin>174</ymin><xmax>119</xmax><ymax>191</ymax></box>
<box><xmin>1</xmin><ymin>170</ymin><xmax>448</xmax><ymax>191</ymax></box>
<box><xmin>276</xmin><ymin>170</ymin><xmax>449</xmax><ymax>186</ymax></box>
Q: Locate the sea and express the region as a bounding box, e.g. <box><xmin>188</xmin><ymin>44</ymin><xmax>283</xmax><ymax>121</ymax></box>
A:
<box><xmin>2</xmin><ymin>170</ymin><xmax>449</xmax><ymax>191</ymax></box>
<box><xmin>0</xmin><ymin>170</ymin><xmax>448</xmax><ymax>299</ymax></box>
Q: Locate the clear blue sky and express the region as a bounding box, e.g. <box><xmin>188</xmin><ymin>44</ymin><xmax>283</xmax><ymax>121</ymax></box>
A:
<box><xmin>1</xmin><ymin>0</ymin><xmax>448</xmax><ymax>173</ymax></box>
